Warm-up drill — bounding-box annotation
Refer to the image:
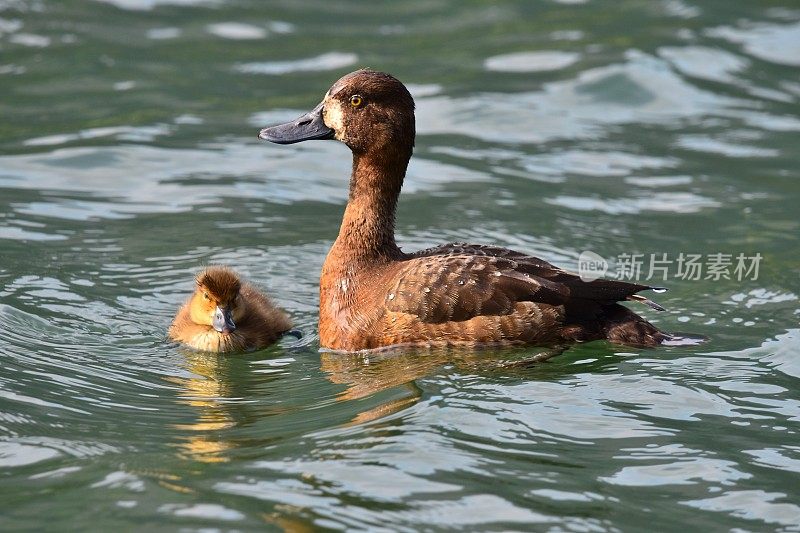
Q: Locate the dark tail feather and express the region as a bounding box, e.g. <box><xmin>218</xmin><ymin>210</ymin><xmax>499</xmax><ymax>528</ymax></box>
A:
<box><xmin>562</xmin><ymin>287</ymin><xmax>706</xmax><ymax>348</ymax></box>
<box><xmin>602</xmin><ymin>304</ymin><xmax>668</xmax><ymax>347</ymax></box>
<box><xmin>562</xmin><ymin>303</ymin><xmax>667</xmax><ymax>347</ymax></box>
<box><xmin>602</xmin><ymin>306</ymin><xmax>708</xmax><ymax>347</ymax></box>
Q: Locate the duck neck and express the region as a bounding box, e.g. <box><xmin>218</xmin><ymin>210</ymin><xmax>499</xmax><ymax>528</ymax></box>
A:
<box><xmin>330</xmin><ymin>147</ymin><xmax>410</xmax><ymax>263</ymax></box>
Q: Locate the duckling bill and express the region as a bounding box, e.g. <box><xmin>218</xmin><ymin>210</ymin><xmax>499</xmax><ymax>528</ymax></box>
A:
<box><xmin>169</xmin><ymin>266</ymin><xmax>292</xmax><ymax>353</ymax></box>
<box><xmin>260</xmin><ymin>69</ymin><xmax>688</xmax><ymax>351</ymax></box>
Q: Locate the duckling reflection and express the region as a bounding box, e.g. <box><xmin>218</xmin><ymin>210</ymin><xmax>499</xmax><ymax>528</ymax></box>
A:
<box><xmin>169</xmin><ymin>266</ymin><xmax>292</xmax><ymax>353</ymax></box>
<box><xmin>321</xmin><ymin>345</ymin><xmax>566</xmax><ymax>425</ymax></box>
<box><xmin>170</xmin><ymin>351</ymin><xmax>237</xmax><ymax>463</ymax></box>
<box><xmin>169</xmin><ymin>350</ymin><xmax>292</xmax><ymax>463</ymax></box>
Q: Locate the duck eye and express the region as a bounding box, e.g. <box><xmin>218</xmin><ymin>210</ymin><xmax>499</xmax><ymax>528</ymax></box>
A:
<box><xmin>203</xmin><ymin>292</ymin><xmax>210</xmax><ymax>300</ymax></box>
<box><xmin>349</xmin><ymin>95</ymin><xmax>363</xmax><ymax>108</ymax></box>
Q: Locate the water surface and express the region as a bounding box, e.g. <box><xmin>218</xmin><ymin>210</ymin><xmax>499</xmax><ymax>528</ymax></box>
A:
<box><xmin>1</xmin><ymin>0</ymin><xmax>799</xmax><ymax>530</ymax></box>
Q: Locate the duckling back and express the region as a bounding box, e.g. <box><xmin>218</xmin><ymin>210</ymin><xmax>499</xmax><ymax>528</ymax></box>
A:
<box><xmin>231</xmin><ymin>282</ymin><xmax>293</xmax><ymax>349</ymax></box>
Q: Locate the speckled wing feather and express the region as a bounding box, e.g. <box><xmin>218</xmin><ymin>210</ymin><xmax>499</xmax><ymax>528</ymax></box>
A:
<box><xmin>385</xmin><ymin>250</ymin><xmax>568</xmax><ymax>324</ymax></box>
<box><xmin>416</xmin><ymin>243</ymin><xmax>659</xmax><ymax>302</ymax></box>
<box><xmin>385</xmin><ymin>242</ymin><xmax>662</xmax><ymax>324</ymax></box>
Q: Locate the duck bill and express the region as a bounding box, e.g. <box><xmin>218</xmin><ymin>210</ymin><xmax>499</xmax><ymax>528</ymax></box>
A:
<box><xmin>258</xmin><ymin>102</ymin><xmax>334</xmax><ymax>144</ymax></box>
<box><xmin>212</xmin><ymin>306</ymin><xmax>236</xmax><ymax>334</ymax></box>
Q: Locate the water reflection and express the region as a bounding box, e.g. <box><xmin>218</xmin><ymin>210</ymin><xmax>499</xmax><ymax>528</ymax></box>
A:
<box><xmin>170</xmin><ymin>351</ymin><xmax>238</xmax><ymax>463</ymax></box>
<box><xmin>168</xmin><ymin>350</ymin><xmax>293</xmax><ymax>464</ymax></box>
<box><xmin>321</xmin><ymin>345</ymin><xmax>567</xmax><ymax>425</ymax></box>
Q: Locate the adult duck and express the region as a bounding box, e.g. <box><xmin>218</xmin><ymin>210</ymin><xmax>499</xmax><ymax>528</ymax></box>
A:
<box><xmin>260</xmin><ymin>69</ymin><xmax>674</xmax><ymax>351</ymax></box>
<box><xmin>170</xmin><ymin>266</ymin><xmax>292</xmax><ymax>352</ymax></box>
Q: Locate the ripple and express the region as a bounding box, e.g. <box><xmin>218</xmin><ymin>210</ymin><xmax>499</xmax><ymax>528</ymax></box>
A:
<box><xmin>417</xmin><ymin>50</ymin><xmax>746</xmax><ymax>144</ymax></box>
<box><xmin>662</xmin><ymin>0</ymin><xmax>701</xmax><ymax>18</ymax></box>
<box><xmin>659</xmin><ymin>45</ymin><xmax>749</xmax><ymax>83</ymax></box>
<box><xmin>8</xmin><ymin>33</ymin><xmax>50</xmax><ymax>47</ymax></box>
<box><xmin>158</xmin><ymin>503</ymin><xmax>245</xmax><ymax>521</ymax></box>
<box><xmin>93</xmin><ymin>0</ymin><xmax>219</xmax><ymax>10</ymax></box>
<box><xmin>0</xmin><ymin>17</ymin><xmax>23</xmax><ymax>35</ymax></box>
<box><xmin>708</xmin><ymin>21</ymin><xmax>800</xmax><ymax>66</ymax></box>
<box><xmin>761</xmin><ymin>329</ymin><xmax>800</xmax><ymax>379</ymax></box>
<box><xmin>675</xmin><ymin>135</ymin><xmax>779</xmax><ymax>158</ymax></box>
<box><xmin>545</xmin><ymin>191</ymin><xmax>721</xmax><ymax>214</ymax></box>
<box><xmin>91</xmin><ymin>471</ymin><xmax>145</xmax><ymax>492</ymax></box>
<box><xmin>15</xmin><ymin>199</ymin><xmax>136</xmax><ymax>221</ymax></box>
<box><xmin>0</xmin><ymin>388</ymin><xmax>91</xmax><ymax>415</ymax></box>
<box><xmin>217</xmin><ymin>477</ymin><xmax>556</xmax><ymax>529</ymax></box>
<box><xmin>601</xmin><ymin>457</ymin><xmax>750</xmax><ymax>486</ymax></box>
<box><xmin>625</xmin><ymin>175</ymin><xmax>693</xmax><ymax>187</ymax></box>
<box><xmin>0</xmin><ymin>63</ymin><xmax>26</xmax><ymax>75</ymax></box>
<box><xmin>0</xmin><ymin>224</ymin><xmax>67</xmax><ymax>241</ymax></box>
<box><xmin>1</xmin><ymin>142</ymin><xmax>488</xmax><ymax>217</ymax></box>
<box><xmin>24</xmin><ymin>124</ymin><xmax>172</xmax><ymax>147</ymax></box>
<box><xmin>248</xmin><ymin>460</ymin><xmax>459</xmax><ymax>502</ymax></box>
<box><xmin>744</xmin><ymin>446</ymin><xmax>800</xmax><ymax>474</ymax></box>
<box><xmin>391</xmin><ymin>495</ymin><xmax>555</xmax><ymax>527</ymax></box>
<box><xmin>519</xmin><ymin>150</ymin><xmax>676</xmax><ymax>178</ymax></box>
<box><xmin>29</xmin><ymin>465</ymin><xmax>83</xmax><ymax>479</ymax></box>
<box><xmin>206</xmin><ymin>22</ymin><xmax>267</xmax><ymax>40</ymax></box>
<box><xmin>235</xmin><ymin>52</ymin><xmax>358</xmax><ymax>76</ymax></box>
<box><xmin>145</xmin><ymin>27</ymin><xmax>181</xmax><ymax>40</ymax></box>
<box><xmin>530</xmin><ymin>488</ymin><xmax>607</xmax><ymax>502</ymax></box>
<box><xmin>682</xmin><ymin>490</ymin><xmax>800</xmax><ymax>527</ymax></box>
<box><xmin>484</xmin><ymin>51</ymin><xmax>580</xmax><ymax>72</ymax></box>
<box><xmin>0</xmin><ymin>441</ymin><xmax>60</xmax><ymax>467</ymax></box>
<box><xmin>729</xmin><ymin>289</ymin><xmax>798</xmax><ymax>308</ymax></box>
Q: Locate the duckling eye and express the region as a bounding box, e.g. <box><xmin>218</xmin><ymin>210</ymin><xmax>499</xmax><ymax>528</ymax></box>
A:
<box><xmin>349</xmin><ymin>95</ymin><xmax>363</xmax><ymax>108</ymax></box>
<box><xmin>203</xmin><ymin>292</ymin><xmax>210</xmax><ymax>300</ymax></box>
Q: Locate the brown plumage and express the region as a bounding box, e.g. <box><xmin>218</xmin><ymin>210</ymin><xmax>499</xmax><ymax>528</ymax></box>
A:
<box><xmin>169</xmin><ymin>266</ymin><xmax>292</xmax><ymax>352</ymax></box>
<box><xmin>260</xmin><ymin>69</ymin><xmax>674</xmax><ymax>351</ymax></box>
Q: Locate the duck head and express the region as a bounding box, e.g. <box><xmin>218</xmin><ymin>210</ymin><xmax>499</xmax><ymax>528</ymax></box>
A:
<box><xmin>189</xmin><ymin>266</ymin><xmax>241</xmax><ymax>334</ymax></box>
<box><xmin>259</xmin><ymin>69</ymin><xmax>415</xmax><ymax>156</ymax></box>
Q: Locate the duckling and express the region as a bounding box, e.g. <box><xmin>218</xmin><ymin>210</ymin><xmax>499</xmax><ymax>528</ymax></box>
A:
<box><xmin>260</xmin><ymin>69</ymin><xmax>682</xmax><ymax>351</ymax></box>
<box><xmin>169</xmin><ymin>266</ymin><xmax>292</xmax><ymax>352</ymax></box>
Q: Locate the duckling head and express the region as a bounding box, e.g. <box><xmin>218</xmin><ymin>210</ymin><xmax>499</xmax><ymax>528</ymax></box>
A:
<box><xmin>189</xmin><ymin>266</ymin><xmax>241</xmax><ymax>334</ymax></box>
<box><xmin>260</xmin><ymin>69</ymin><xmax>415</xmax><ymax>156</ymax></box>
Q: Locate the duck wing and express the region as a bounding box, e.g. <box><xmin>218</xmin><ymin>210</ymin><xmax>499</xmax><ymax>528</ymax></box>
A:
<box><xmin>385</xmin><ymin>251</ymin><xmax>565</xmax><ymax>323</ymax></box>
<box><xmin>384</xmin><ymin>242</ymin><xmax>664</xmax><ymax>324</ymax></box>
<box><xmin>425</xmin><ymin>243</ymin><xmax>665</xmax><ymax>308</ymax></box>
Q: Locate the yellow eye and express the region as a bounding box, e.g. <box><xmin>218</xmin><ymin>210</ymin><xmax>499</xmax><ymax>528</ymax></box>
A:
<box><xmin>349</xmin><ymin>95</ymin><xmax>363</xmax><ymax>108</ymax></box>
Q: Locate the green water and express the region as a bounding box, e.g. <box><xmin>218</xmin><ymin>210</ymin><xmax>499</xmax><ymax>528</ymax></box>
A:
<box><xmin>1</xmin><ymin>0</ymin><xmax>799</xmax><ymax>530</ymax></box>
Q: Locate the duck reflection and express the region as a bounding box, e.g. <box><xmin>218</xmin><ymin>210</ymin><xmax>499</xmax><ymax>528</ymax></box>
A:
<box><xmin>171</xmin><ymin>341</ymin><xmax>573</xmax><ymax>449</ymax></box>
<box><xmin>321</xmin><ymin>345</ymin><xmax>567</xmax><ymax>425</ymax></box>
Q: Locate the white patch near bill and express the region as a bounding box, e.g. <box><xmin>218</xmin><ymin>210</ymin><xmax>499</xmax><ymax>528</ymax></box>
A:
<box><xmin>323</xmin><ymin>98</ymin><xmax>346</xmax><ymax>140</ymax></box>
